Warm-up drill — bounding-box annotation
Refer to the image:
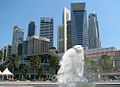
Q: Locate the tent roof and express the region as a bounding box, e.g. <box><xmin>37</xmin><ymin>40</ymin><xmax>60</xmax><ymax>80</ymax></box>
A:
<box><xmin>2</xmin><ymin>68</ymin><xmax>13</xmax><ymax>75</ymax></box>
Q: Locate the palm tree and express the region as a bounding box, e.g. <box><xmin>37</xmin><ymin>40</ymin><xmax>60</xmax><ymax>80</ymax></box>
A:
<box><xmin>19</xmin><ymin>64</ymin><xmax>27</xmax><ymax>80</ymax></box>
<box><xmin>30</xmin><ymin>55</ymin><xmax>41</xmax><ymax>79</ymax></box>
<box><xmin>38</xmin><ymin>64</ymin><xmax>45</xmax><ymax>80</ymax></box>
<box><xmin>9</xmin><ymin>54</ymin><xmax>20</xmax><ymax>74</ymax></box>
<box><xmin>0</xmin><ymin>65</ymin><xmax>5</xmax><ymax>72</ymax></box>
<box><xmin>99</xmin><ymin>55</ymin><xmax>113</xmax><ymax>71</ymax></box>
<box><xmin>49</xmin><ymin>56</ymin><xmax>60</xmax><ymax>74</ymax></box>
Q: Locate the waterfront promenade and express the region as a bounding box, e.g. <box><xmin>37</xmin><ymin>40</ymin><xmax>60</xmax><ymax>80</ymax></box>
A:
<box><xmin>0</xmin><ymin>81</ymin><xmax>59</xmax><ymax>87</ymax></box>
<box><xmin>0</xmin><ymin>81</ymin><xmax>120</xmax><ymax>87</ymax></box>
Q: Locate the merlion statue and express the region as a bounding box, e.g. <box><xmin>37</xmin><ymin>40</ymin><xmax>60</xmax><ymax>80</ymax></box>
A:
<box><xmin>57</xmin><ymin>45</ymin><xmax>88</xmax><ymax>84</ymax></box>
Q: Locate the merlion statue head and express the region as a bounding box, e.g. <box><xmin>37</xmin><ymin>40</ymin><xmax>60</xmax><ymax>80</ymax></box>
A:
<box><xmin>73</xmin><ymin>45</ymin><xmax>83</xmax><ymax>53</ymax></box>
<box><xmin>73</xmin><ymin>45</ymin><xmax>84</xmax><ymax>60</ymax></box>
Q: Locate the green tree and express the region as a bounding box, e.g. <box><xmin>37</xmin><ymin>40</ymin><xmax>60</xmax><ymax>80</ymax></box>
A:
<box><xmin>30</xmin><ymin>55</ymin><xmax>41</xmax><ymax>79</ymax></box>
<box><xmin>49</xmin><ymin>56</ymin><xmax>60</xmax><ymax>74</ymax></box>
<box><xmin>84</xmin><ymin>58</ymin><xmax>99</xmax><ymax>73</ymax></box>
<box><xmin>0</xmin><ymin>65</ymin><xmax>5</xmax><ymax>72</ymax></box>
<box><xmin>9</xmin><ymin>54</ymin><xmax>20</xmax><ymax>73</ymax></box>
<box><xmin>38</xmin><ymin>64</ymin><xmax>45</xmax><ymax>80</ymax></box>
<box><xmin>19</xmin><ymin>64</ymin><xmax>27</xmax><ymax>80</ymax></box>
<box><xmin>99</xmin><ymin>55</ymin><xmax>113</xmax><ymax>71</ymax></box>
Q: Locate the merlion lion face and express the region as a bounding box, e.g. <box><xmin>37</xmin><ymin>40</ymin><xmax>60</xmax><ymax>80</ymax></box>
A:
<box><xmin>73</xmin><ymin>45</ymin><xmax>83</xmax><ymax>53</ymax></box>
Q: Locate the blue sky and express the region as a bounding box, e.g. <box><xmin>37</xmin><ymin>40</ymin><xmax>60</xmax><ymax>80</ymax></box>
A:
<box><xmin>0</xmin><ymin>0</ymin><xmax>120</xmax><ymax>49</ymax></box>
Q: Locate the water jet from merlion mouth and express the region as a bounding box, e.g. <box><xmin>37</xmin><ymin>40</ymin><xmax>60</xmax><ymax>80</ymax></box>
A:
<box><xmin>57</xmin><ymin>45</ymin><xmax>95</xmax><ymax>87</ymax></box>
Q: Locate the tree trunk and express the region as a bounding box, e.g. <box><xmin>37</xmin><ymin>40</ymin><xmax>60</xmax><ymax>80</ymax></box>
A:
<box><xmin>12</xmin><ymin>67</ymin><xmax>14</xmax><ymax>75</ymax></box>
<box><xmin>34</xmin><ymin>69</ymin><xmax>36</xmax><ymax>80</ymax></box>
<box><xmin>38</xmin><ymin>75</ymin><xmax>40</xmax><ymax>80</ymax></box>
<box><xmin>22</xmin><ymin>74</ymin><xmax>24</xmax><ymax>80</ymax></box>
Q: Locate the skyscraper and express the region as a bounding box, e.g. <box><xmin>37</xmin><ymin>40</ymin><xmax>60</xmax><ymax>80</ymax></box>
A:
<box><xmin>11</xmin><ymin>25</ymin><xmax>24</xmax><ymax>54</ymax></box>
<box><xmin>71</xmin><ymin>3</ymin><xmax>88</xmax><ymax>48</ymax></box>
<box><xmin>67</xmin><ymin>21</ymin><xmax>72</xmax><ymax>50</ymax></box>
<box><xmin>2</xmin><ymin>45</ymin><xmax>12</xmax><ymax>62</ymax></box>
<box><xmin>28</xmin><ymin>21</ymin><xmax>36</xmax><ymax>37</ymax></box>
<box><xmin>88</xmin><ymin>13</ymin><xmax>101</xmax><ymax>49</ymax></box>
<box><xmin>63</xmin><ymin>8</ymin><xmax>70</xmax><ymax>52</ymax></box>
<box><xmin>57</xmin><ymin>25</ymin><xmax>64</xmax><ymax>53</ymax></box>
<box><xmin>40</xmin><ymin>17</ymin><xmax>54</xmax><ymax>48</ymax></box>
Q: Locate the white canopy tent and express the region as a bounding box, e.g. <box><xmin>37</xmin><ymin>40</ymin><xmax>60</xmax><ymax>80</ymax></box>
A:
<box><xmin>1</xmin><ymin>68</ymin><xmax>13</xmax><ymax>80</ymax></box>
<box><xmin>2</xmin><ymin>68</ymin><xmax>13</xmax><ymax>75</ymax></box>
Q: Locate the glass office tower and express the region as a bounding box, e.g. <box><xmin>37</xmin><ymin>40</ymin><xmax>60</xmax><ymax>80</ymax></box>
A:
<box><xmin>12</xmin><ymin>25</ymin><xmax>24</xmax><ymax>54</ymax></box>
<box><xmin>71</xmin><ymin>3</ymin><xmax>88</xmax><ymax>48</ymax></box>
<box><xmin>28</xmin><ymin>21</ymin><xmax>36</xmax><ymax>37</ymax></box>
<box><xmin>40</xmin><ymin>17</ymin><xmax>54</xmax><ymax>48</ymax></box>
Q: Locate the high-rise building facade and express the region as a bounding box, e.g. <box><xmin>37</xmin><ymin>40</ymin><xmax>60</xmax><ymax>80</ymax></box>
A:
<box><xmin>63</xmin><ymin>8</ymin><xmax>70</xmax><ymax>52</ymax></box>
<box><xmin>28</xmin><ymin>21</ymin><xmax>36</xmax><ymax>37</ymax></box>
<box><xmin>67</xmin><ymin>21</ymin><xmax>72</xmax><ymax>50</ymax></box>
<box><xmin>2</xmin><ymin>45</ymin><xmax>12</xmax><ymax>62</ymax></box>
<box><xmin>71</xmin><ymin>3</ymin><xmax>88</xmax><ymax>48</ymax></box>
<box><xmin>57</xmin><ymin>25</ymin><xmax>64</xmax><ymax>53</ymax></box>
<box><xmin>88</xmin><ymin>13</ymin><xmax>101</xmax><ymax>49</ymax></box>
<box><xmin>22</xmin><ymin>41</ymin><xmax>28</xmax><ymax>55</ymax></box>
<box><xmin>40</xmin><ymin>17</ymin><xmax>54</xmax><ymax>48</ymax></box>
<box><xmin>11</xmin><ymin>25</ymin><xmax>24</xmax><ymax>54</ymax></box>
<box><xmin>27</xmin><ymin>35</ymin><xmax>50</xmax><ymax>56</ymax></box>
